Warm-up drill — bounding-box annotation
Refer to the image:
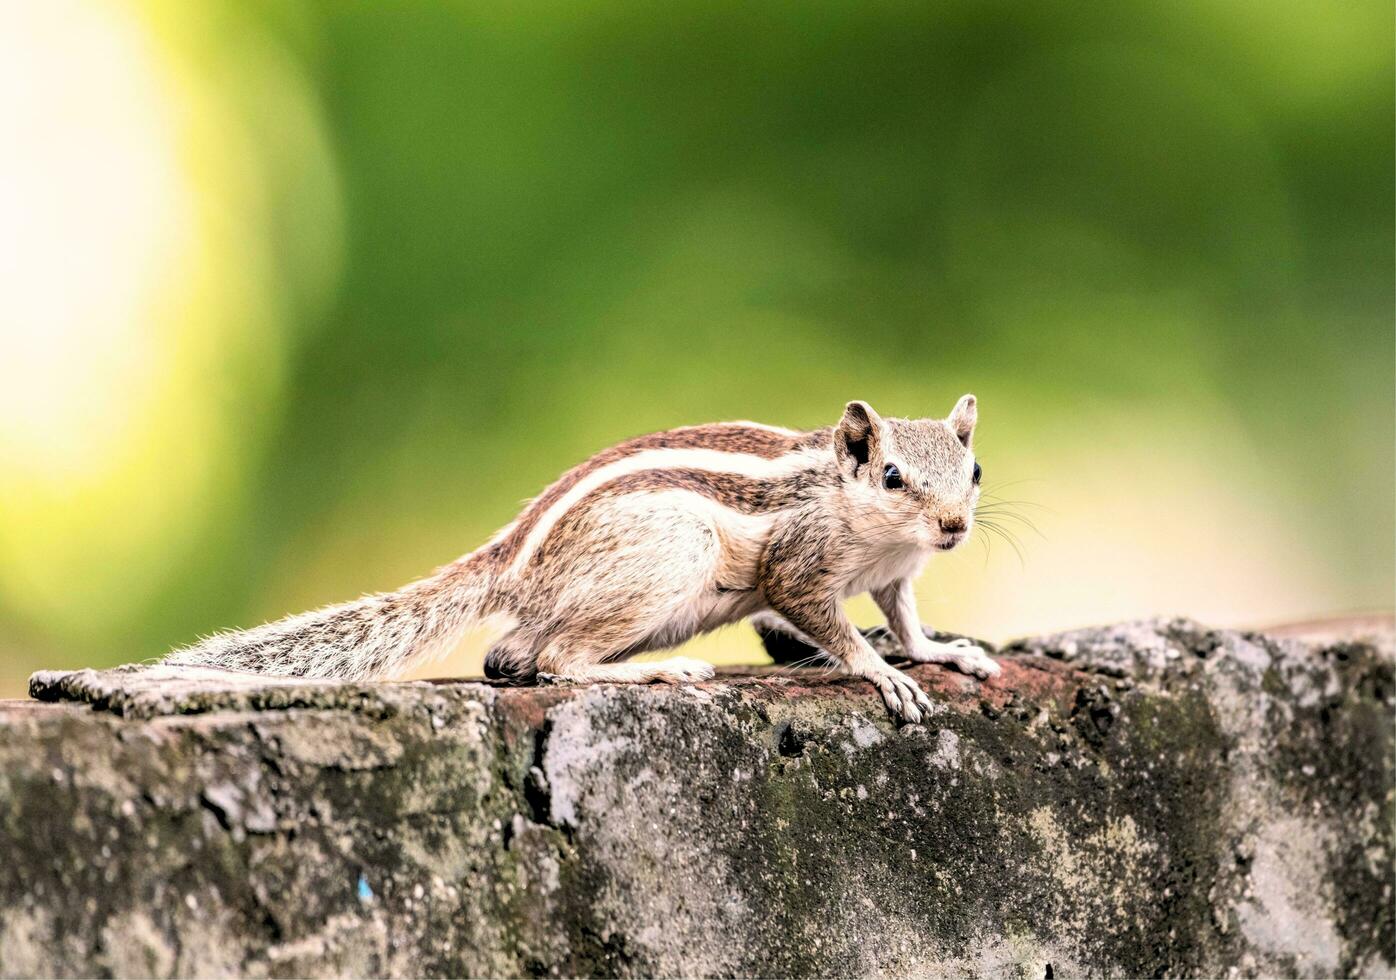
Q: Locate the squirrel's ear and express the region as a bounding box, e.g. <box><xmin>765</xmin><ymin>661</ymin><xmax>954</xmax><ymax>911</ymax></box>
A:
<box><xmin>949</xmin><ymin>394</ymin><xmax>977</xmax><ymax>447</ymax></box>
<box><xmin>835</xmin><ymin>400</ymin><xmax>883</xmax><ymax>474</ymax></box>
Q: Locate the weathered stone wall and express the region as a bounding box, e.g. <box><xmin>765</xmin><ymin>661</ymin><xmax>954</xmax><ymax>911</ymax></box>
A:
<box><xmin>1</xmin><ymin>619</ymin><xmax>1391</xmax><ymax>978</ymax></box>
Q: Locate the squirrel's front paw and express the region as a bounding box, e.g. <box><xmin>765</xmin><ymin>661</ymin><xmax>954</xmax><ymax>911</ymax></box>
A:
<box><xmin>906</xmin><ymin>640</ymin><xmax>1001</xmax><ymax>680</ymax></box>
<box><xmin>868</xmin><ymin>666</ymin><xmax>933</xmax><ymax>723</ymax></box>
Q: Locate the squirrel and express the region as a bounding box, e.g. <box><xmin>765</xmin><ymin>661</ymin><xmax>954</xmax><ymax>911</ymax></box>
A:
<box><xmin>164</xmin><ymin>395</ymin><xmax>1000</xmax><ymax>722</ymax></box>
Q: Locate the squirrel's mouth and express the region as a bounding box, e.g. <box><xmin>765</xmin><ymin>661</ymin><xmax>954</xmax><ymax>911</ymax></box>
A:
<box><xmin>935</xmin><ymin>532</ymin><xmax>965</xmax><ymax>552</ymax></box>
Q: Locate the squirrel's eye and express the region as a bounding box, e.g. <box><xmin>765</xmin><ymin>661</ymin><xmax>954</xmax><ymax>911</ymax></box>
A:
<box><xmin>972</xmin><ymin>462</ymin><xmax>982</xmax><ymax>485</ymax></box>
<box><xmin>883</xmin><ymin>464</ymin><xmax>904</xmax><ymax>490</ymax></box>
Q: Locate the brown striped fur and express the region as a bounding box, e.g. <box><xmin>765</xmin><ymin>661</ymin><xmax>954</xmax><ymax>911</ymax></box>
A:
<box><xmin>487</xmin><ymin>424</ymin><xmax>831</xmax><ymax>565</ymax></box>
<box><xmin>164</xmin><ymin>399</ymin><xmax>999</xmax><ymax>722</ymax></box>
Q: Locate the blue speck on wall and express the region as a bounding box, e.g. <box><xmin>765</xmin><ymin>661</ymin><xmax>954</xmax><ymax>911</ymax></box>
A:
<box><xmin>357</xmin><ymin>874</ymin><xmax>373</xmax><ymax>902</ymax></box>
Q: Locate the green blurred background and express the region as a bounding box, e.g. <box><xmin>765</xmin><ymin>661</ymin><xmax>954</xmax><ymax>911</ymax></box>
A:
<box><xmin>1</xmin><ymin>0</ymin><xmax>1392</xmax><ymax>696</ymax></box>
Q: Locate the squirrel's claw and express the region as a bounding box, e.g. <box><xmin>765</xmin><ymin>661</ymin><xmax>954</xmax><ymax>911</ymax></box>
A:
<box><xmin>871</xmin><ymin>667</ymin><xmax>932</xmax><ymax>723</ymax></box>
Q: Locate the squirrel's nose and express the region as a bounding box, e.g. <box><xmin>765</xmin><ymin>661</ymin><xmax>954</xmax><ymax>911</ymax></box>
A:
<box><xmin>939</xmin><ymin>516</ymin><xmax>967</xmax><ymax>534</ymax></box>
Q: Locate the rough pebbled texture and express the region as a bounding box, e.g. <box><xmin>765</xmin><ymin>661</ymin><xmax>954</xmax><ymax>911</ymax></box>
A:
<box><xmin>4</xmin><ymin>619</ymin><xmax>1392</xmax><ymax>978</ymax></box>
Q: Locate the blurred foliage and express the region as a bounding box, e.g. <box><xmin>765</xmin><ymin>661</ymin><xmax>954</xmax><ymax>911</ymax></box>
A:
<box><xmin>1</xmin><ymin>0</ymin><xmax>1391</xmax><ymax>695</ymax></box>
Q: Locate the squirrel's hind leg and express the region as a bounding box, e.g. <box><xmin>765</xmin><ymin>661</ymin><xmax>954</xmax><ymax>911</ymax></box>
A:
<box><xmin>539</xmin><ymin>657</ymin><xmax>714</xmax><ymax>685</ymax></box>
<box><xmin>512</xmin><ymin>489</ymin><xmax>748</xmax><ymax>685</ymax></box>
<box><xmin>525</xmin><ymin>495</ymin><xmax>726</xmax><ymax>684</ymax></box>
<box><xmin>485</xmin><ymin>624</ymin><xmax>717</xmax><ymax>687</ymax></box>
<box><xmin>533</xmin><ymin>601</ymin><xmax>717</xmax><ymax>685</ymax></box>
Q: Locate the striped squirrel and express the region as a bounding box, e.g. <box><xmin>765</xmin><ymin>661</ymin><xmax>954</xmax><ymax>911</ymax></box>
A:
<box><xmin>164</xmin><ymin>396</ymin><xmax>1000</xmax><ymax>722</ymax></box>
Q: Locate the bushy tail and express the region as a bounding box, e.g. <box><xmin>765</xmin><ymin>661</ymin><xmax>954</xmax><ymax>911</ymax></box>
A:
<box><xmin>163</xmin><ymin>556</ymin><xmax>492</xmax><ymax>680</ymax></box>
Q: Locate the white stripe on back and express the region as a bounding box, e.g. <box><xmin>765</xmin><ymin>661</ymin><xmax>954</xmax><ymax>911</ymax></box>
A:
<box><xmin>505</xmin><ymin>445</ymin><xmax>823</xmax><ymax>574</ymax></box>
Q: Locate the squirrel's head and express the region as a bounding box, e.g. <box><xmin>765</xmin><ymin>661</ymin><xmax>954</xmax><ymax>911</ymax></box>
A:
<box><xmin>833</xmin><ymin>395</ymin><xmax>981</xmax><ymax>552</ymax></box>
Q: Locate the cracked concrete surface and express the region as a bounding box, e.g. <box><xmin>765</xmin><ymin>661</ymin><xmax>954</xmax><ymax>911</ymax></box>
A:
<box><xmin>3</xmin><ymin>618</ymin><xmax>1392</xmax><ymax>978</ymax></box>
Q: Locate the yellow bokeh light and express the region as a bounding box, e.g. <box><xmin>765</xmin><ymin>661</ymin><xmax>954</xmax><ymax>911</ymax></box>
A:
<box><xmin>0</xmin><ymin>1</ymin><xmax>187</xmax><ymax>481</ymax></box>
<box><xmin>0</xmin><ymin>0</ymin><xmax>341</xmax><ymax>646</ymax></box>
